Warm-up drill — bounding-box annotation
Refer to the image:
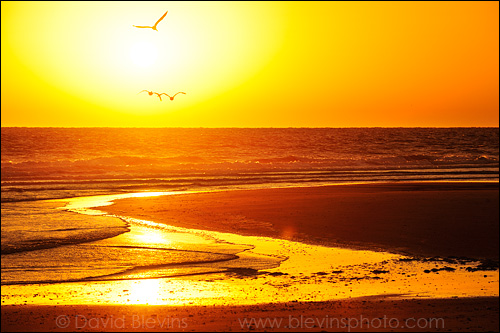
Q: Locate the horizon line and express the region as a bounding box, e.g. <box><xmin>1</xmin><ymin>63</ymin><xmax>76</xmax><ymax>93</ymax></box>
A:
<box><xmin>1</xmin><ymin>126</ymin><xmax>499</xmax><ymax>129</ymax></box>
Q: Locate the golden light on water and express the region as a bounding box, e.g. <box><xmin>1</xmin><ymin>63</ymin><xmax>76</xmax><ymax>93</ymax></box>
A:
<box><xmin>132</xmin><ymin>228</ymin><xmax>171</xmax><ymax>246</ymax></box>
<box><xmin>126</xmin><ymin>279</ymin><xmax>162</xmax><ymax>304</ymax></box>
<box><xmin>28</xmin><ymin>191</ymin><xmax>494</xmax><ymax>307</ymax></box>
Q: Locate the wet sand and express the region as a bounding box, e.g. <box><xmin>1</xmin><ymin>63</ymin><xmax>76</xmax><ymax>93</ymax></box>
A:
<box><xmin>103</xmin><ymin>182</ymin><xmax>499</xmax><ymax>259</ymax></box>
<box><xmin>2</xmin><ymin>297</ymin><xmax>498</xmax><ymax>332</ymax></box>
<box><xmin>2</xmin><ymin>182</ymin><xmax>498</xmax><ymax>332</ymax></box>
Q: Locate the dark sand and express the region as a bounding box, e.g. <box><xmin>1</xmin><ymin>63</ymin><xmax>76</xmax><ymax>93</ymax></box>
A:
<box><xmin>2</xmin><ymin>297</ymin><xmax>499</xmax><ymax>332</ymax></box>
<box><xmin>103</xmin><ymin>182</ymin><xmax>499</xmax><ymax>259</ymax></box>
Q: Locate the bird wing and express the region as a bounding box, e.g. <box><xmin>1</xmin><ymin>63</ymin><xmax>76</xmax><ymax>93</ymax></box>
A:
<box><xmin>159</xmin><ymin>93</ymin><xmax>171</xmax><ymax>98</ymax></box>
<box><xmin>153</xmin><ymin>11</ymin><xmax>168</xmax><ymax>27</ymax></box>
<box><xmin>155</xmin><ymin>93</ymin><xmax>163</xmax><ymax>101</ymax></box>
<box><xmin>133</xmin><ymin>25</ymin><xmax>153</xmax><ymax>28</ymax></box>
<box><xmin>138</xmin><ymin>90</ymin><xmax>150</xmax><ymax>94</ymax></box>
<box><xmin>173</xmin><ymin>92</ymin><xmax>186</xmax><ymax>97</ymax></box>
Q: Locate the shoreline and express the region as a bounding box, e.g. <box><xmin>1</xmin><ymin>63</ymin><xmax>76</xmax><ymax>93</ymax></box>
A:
<box><xmin>2</xmin><ymin>181</ymin><xmax>498</xmax><ymax>331</ymax></box>
<box><xmin>101</xmin><ymin>181</ymin><xmax>499</xmax><ymax>260</ymax></box>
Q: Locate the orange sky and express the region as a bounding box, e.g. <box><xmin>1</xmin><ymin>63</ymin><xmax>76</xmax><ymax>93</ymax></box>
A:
<box><xmin>1</xmin><ymin>1</ymin><xmax>498</xmax><ymax>127</ymax></box>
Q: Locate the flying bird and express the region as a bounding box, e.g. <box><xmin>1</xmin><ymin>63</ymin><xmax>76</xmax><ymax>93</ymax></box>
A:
<box><xmin>139</xmin><ymin>90</ymin><xmax>154</xmax><ymax>96</ymax></box>
<box><xmin>160</xmin><ymin>92</ymin><xmax>186</xmax><ymax>101</ymax></box>
<box><xmin>154</xmin><ymin>92</ymin><xmax>164</xmax><ymax>101</ymax></box>
<box><xmin>138</xmin><ymin>90</ymin><xmax>164</xmax><ymax>101</ymax></box>
<box><xmin>133</xmin><ymin>10</ymin><xmax>168</xmax><ymax>31</ymax></box>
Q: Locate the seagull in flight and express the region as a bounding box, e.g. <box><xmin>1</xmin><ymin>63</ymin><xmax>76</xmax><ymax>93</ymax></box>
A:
<box><xmin>160</xmin><ymin>92</ymin><xmax>186</xmax><ymax>101</ymax></box>
<box><xmin>139</xmin><ymin>90</ymin><xmax>154</xmax><ymax>96</ymax></box>
<box><xmin>133</xmin><ymin>10</ymin><xmax>168</xmax><ymax>31</ymax></box>
<box><xmin>138</xmin><ymin>90</ymin><xmax>164</xmax><ymax>101</ymax></box>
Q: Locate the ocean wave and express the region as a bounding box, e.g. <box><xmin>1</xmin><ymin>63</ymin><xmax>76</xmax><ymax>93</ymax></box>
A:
<box><xmin>2</xmin><ymin>154</ymin><xmax>498</xmax><ymax>181</ymax></box>
<box><xmin>2</xmin><ymin>128</ymin><xmax>498</xmax><ymax>202</ymax></box>
<box><xmin>1</xmin><ymin>201</ymin><xmax>131</xmax><ymax>255</ymax></box>
<box><xmin>1</xmin><ymin>226</ymin><xmax>129</xmax><ymax>255</ymax></box>
<box><xmin>2</xmin><ymin>167</ymin><xmax>498</xmax><ymax>203</ymax></box>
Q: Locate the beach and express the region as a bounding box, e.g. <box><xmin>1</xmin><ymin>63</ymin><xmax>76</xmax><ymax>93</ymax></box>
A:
<box><xmin>2</xmin><ymin>297</ymin><xmax>498</xmax><ymax>332</ymax></box>
<box><xmin>2</xmin><ymin>182</ymin><xmax>498</xmax><ymax>331</ymax></box>
<box><xmin>102</xmin><ymin>182</ymin><xmax>499</xmax><ymax>259</ymax></box>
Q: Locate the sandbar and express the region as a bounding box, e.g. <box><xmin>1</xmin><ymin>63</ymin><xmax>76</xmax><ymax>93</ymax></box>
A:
<box><xmin>102</xmin><ymin>182</ymin><xmax>499</xmax><ymax>259</ymax></box>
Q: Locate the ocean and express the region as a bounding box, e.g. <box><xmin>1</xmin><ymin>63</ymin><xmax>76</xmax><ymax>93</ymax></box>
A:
<box><xmin>1</xmin><ymin>127</ymin><xmax>499</xmax><ymax>286</ymax></box>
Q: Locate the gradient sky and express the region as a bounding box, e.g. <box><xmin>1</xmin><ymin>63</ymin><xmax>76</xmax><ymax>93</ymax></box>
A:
<box><xmin>1</xmin><ymin>1</ymin><xmax>498</xmax><ymax>127</ymax></box>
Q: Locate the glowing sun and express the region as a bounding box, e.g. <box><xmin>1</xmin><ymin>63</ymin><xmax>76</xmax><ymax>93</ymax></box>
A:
<box><xmin>129</xmin><ymin>41</ymin><xmax>158</xmax><ymax>68</ymax></box>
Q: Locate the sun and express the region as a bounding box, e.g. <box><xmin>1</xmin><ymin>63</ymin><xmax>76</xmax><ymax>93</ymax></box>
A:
<box><xmin>129</xmin><ymin>41</ymin><xmax>158</xmax><ymax>68</ymax></box>
<box><xmin>2</xmin><ymin>2</ymin><xmax>287</xmax><ymax>117</ymax></box>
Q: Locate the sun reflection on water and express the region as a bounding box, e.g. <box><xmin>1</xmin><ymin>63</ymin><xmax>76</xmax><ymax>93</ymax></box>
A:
<box><xmin>5</xmin><ymin>191</ymin><xmax>494</xmax><ymax>307</ymax></box>
<box><xmin>132</xmin><ymin>228</ymin><xmax>171</xmax><ymax>246</ymax></box>
<box><xmin>125</xmin><ymin>279</ymin><xmax>162</xmax><ymax>304</ymax></box>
